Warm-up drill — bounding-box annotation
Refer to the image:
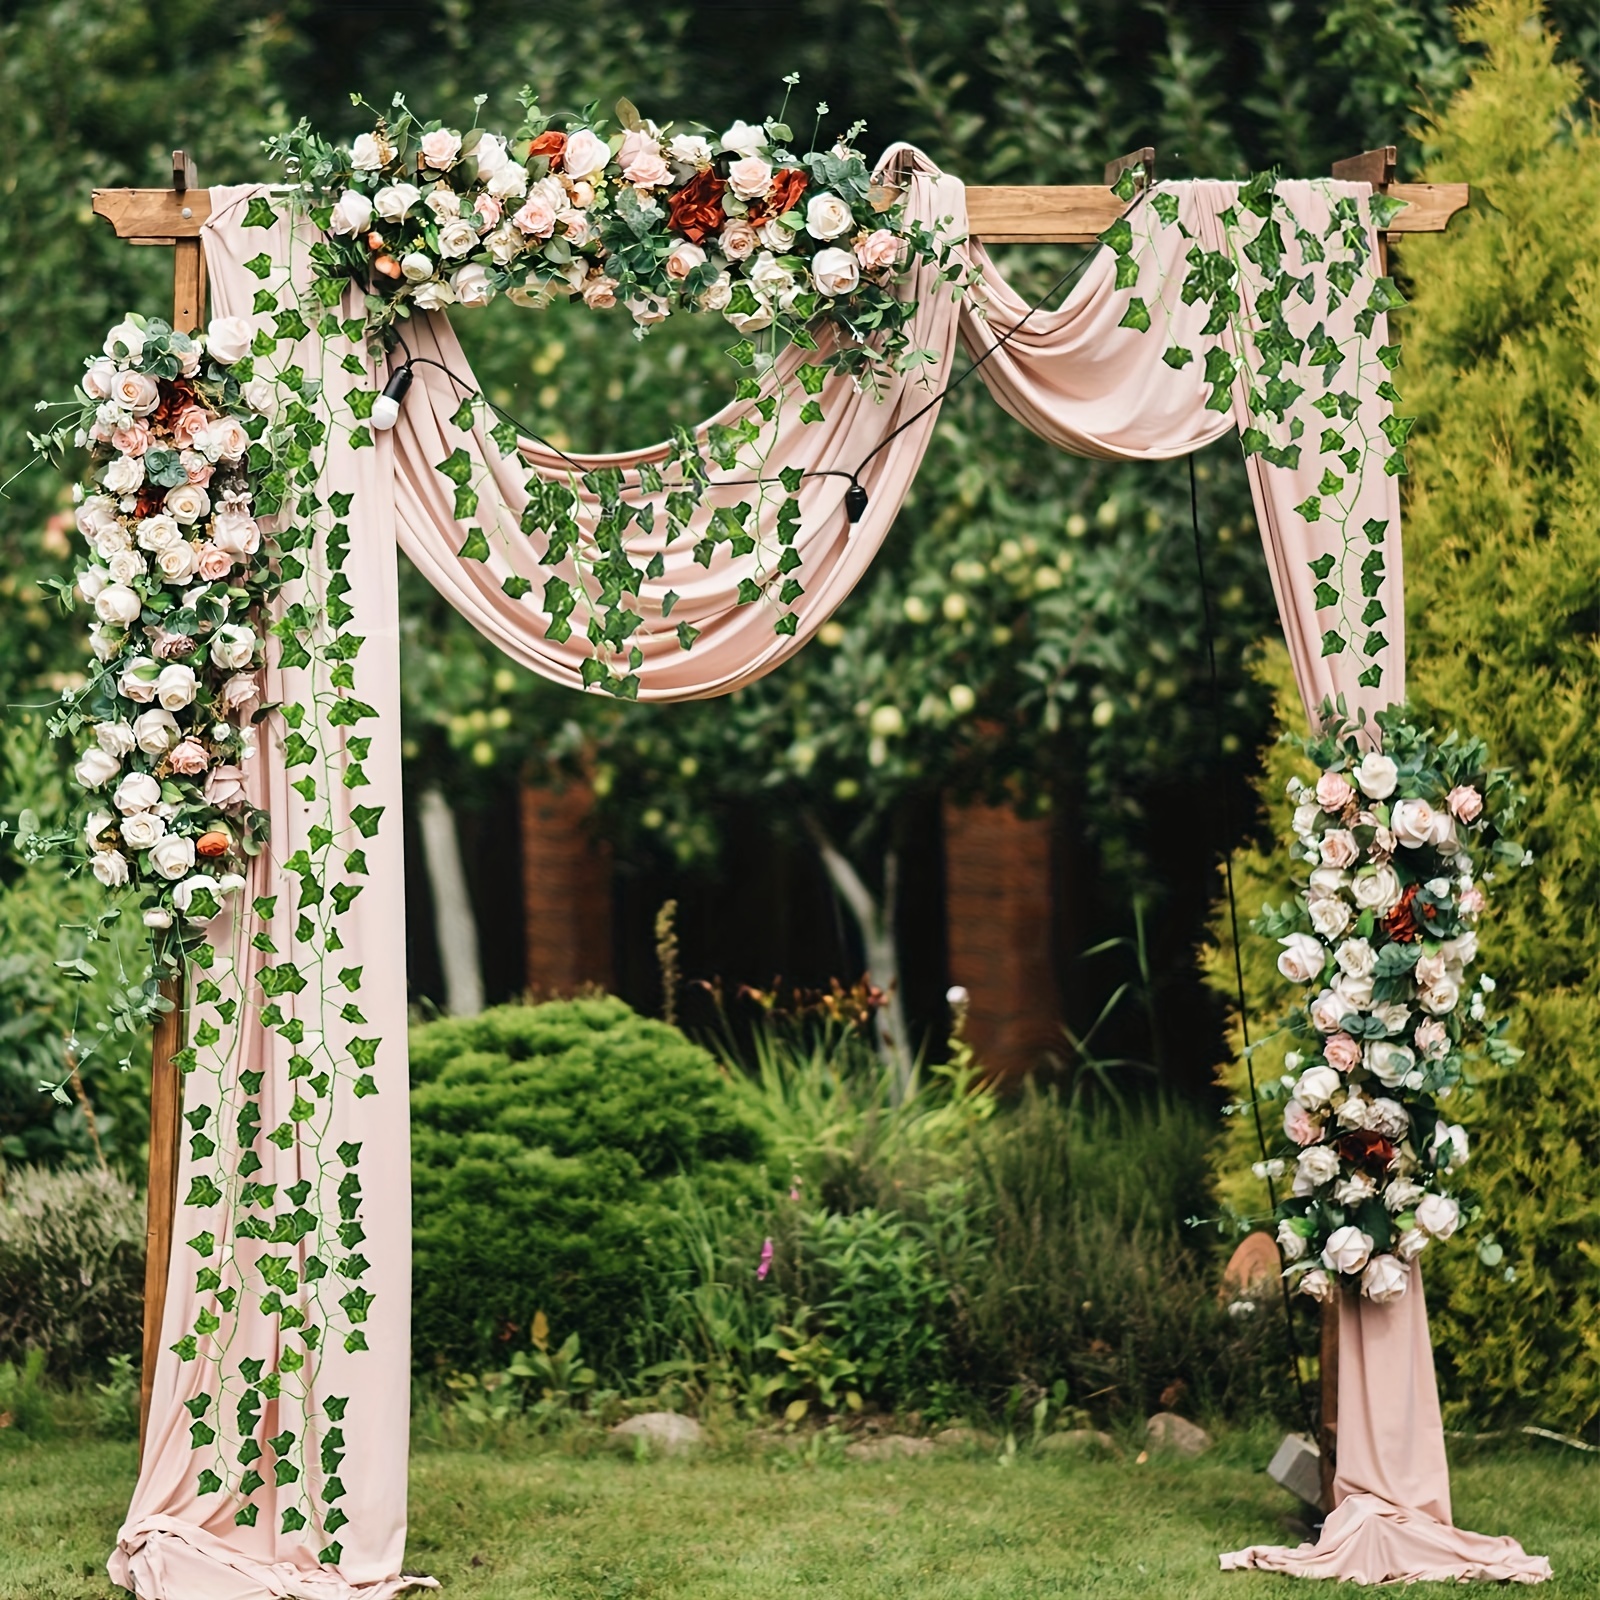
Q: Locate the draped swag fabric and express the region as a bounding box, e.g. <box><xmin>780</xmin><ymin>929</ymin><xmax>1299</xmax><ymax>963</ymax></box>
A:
<box><xmin>109</xmin><ymin>149</ymin><xmax>1540</xmax><ymax>1597</ymax></box>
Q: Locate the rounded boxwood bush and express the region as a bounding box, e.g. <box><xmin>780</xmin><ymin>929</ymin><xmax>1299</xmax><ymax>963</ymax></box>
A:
<box><xmin>409</xmin><ymin>996</ymin><xmax>767</xmax><ymax>1375</ymax></box>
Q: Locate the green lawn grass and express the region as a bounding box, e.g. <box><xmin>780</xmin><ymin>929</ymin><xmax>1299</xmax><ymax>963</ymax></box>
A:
<box><xmin>1</xmin><ymin>1426</ymin><xmax>1593</xmax><ymax>1599</ymax></box>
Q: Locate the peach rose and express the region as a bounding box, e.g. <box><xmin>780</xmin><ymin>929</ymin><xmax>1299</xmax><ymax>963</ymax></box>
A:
<box><xmin>110</xmin><ymin>420</ymin><xmax>151</xmax><ymax>456</ymax></box>
<box><xmin>854</xmin><ymin>228</ymin><xmax>902</xmax><ymax>271</ymax></box>
<box><xmin>419</xmin><ymin>128</ymin><xmax>463</xmax><ymax>169</ymax></box>
<box><xmin>727</xmin><ymin>155</ymin><xmax>773</xmax><ymax>200</ymax></box>
<box><xmin>167</xmin><ymin>738</ymin><xmax>211</xmax><ymax>776</ymax></box>
<box><xmin>172</xmin><ymin>406</ymin><xmax>211</xmax><ymax>449</ymax></box>
<box><xmin>512</xmin><ymin>195</ymin><xmax>557</xmax><ymax>237</ymax></box>
<box><xmin>581</xmin><ymin>273</ymin><xmax>619</xmax><ymax>310</ymax></box>
<box><xmin>203</xmin><ymin>764</ymin><xmax>248</xmax><ymax>810</ymax></box>
<box><xmin>1446</xmin><ymin>785</ymin><xmax>1483</xmax><ymax>823</ymax></box>
<box><xmin>1316</xmin><ymin>769</ymin><xmax>1355</xmax><ymax>813</ymax></box>
<box><xmin>195</xmin><ymin>543</ymin><xmax>235</xmax><ymax>582</ymax></box>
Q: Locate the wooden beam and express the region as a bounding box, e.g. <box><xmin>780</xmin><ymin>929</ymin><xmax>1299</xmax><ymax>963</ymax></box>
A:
<box><xmin>1103</xmin><ymin>145</ymin><xmax>1156</xmax><ymax>188</ymax></box>
<box><xmin>964</xmin><ymin>186</ymin><xmax>1127</xmax><ymax>244</ymax></box>
<box><xmin>138</xmin><ymin>975</ymin><xmax>184</xmax><ymax>1455</ymax></box>
<box><xmin>1332</xmin><ymin>145</ymin><xmax>1396</xmax><ymax>189</ymax></box>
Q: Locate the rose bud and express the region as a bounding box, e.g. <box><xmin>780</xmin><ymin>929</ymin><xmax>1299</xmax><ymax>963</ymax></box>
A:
<box><xmin>374</xmin><ymin>254</ymin><xmax>404</xmax><ymax>279</ymax></box>
<box><xmin>196</xmin><ymin>830</ymin><xmax>232</xmax><ymax>858</ymax></box>
<box><xmin>367</xmin><ymin>231</ymin><xmax>387</xmax><ymax>251</ymax></box>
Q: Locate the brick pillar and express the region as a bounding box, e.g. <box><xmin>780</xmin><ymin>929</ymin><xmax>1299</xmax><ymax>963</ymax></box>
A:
<box><xmin>942</xmin><ymin>797</ymin><xmax>1060</xmax><ymax>1081</ymax></box>
<box><xmin>519</xmin><ymin>780</ymin><xmax>614</xmax><ymax>994</ymax></box>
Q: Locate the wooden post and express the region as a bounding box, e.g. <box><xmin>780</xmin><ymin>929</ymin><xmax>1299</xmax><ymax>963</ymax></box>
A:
<box><xmin>133</xmin><ymin>150</ymin><xmax>203</xmax><ymax>1457</ymax></box>
<box><xmin>1319</xmin><ymin>1293</ymin><xmax>1340</xmax><ymax>1512</ymax></box>
<box><xmin>1333</xmin><ymin>145</ymin><xmax>1400</xmax><ymax>275</ymax></box>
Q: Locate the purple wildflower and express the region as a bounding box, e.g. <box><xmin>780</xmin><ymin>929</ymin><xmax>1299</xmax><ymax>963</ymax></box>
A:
<box><xmin>756</xmin><ymin>1237</ymin><xmax>774</xmax><ymax>1281</ymax></box>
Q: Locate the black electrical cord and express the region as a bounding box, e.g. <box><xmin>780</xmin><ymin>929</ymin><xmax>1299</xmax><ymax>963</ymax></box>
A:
<box><xmin>1188</xmin><ymin>452</ymin><xmax>1317</xmax><ymax>1443</ymax></box>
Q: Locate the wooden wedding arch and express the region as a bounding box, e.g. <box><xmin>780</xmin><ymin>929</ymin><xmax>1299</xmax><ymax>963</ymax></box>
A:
<box><xmin>94</xmin><ymin>143</ymin><xmax>1469</xmax><ymax>1511</ymax></box>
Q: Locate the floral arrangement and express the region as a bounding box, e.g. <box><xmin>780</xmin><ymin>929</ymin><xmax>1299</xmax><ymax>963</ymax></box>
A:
<box><xmin>37</xmin><ymin>312</ymin><xmax>282</xmax><ymax>955</ymax></box>
<box><xmin>268</xmin><ymin>85</ymin><xmax>943</xmax><ymax>385</ymax></box>
<box><xmin>1251</xmin><ymin>704</ymin><xmax>1527</xmax><ymax>1304</ymax></box>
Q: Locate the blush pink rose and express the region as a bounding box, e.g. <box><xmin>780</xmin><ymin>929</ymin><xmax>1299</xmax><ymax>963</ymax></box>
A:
<box><xmin>1413</xmin><ymin>1017</ymin><xmax>1450</xmax><ymax>1059</ymax></box>
<box><xmin>727</xmin><ymin>155</ymin><xmax>773</xmax><ymax>200</ymax></box>
<box><xmin>181</xmin><ymin>451</ymin><xmax>215</xmax><ymax>486</ymax></box>
<box><xmin>172</xmin><ymin>406</ymin><xmax>211</xmax><ymax>449</ymax></box>
<box><xmin>512</xmin><ymin>195</ymin><xmax>557</xmax><ymax>237</ymax></box>
<box><xmin>1446</xmin><ymin>784</ymin><xmax>1483</xmax><ymax>823</ymax></box>
<box><xmin>203</xmin><ymin>764</ymin><xmax>248</xmax><ymax>810</ymax></box>
<box><xmin>1324</xmin><ymin>1032</ymin><xmax>1361</xmax><ymax>1072</ymax></box>
<box><xmin>209</xmin><ymin>417</ymin><xmax>250</xmax><ymax>462</ymax></box>
<box><xmin>218</xmin><ymin>673</ymin><xmax>261</xmax><ymax>719</ymax></box>
<box><xmin>167</xmin><ymin>738</ymin><xmax>211</xmax><ymax>776</ymax></box>
<box><xmin>1283</xmin><ymin>1099</ymin><xmax>1320</xmax><ymax>1146</ymax></box>
<box><xmin>1316</xmin><ymin>770</ymin><xmax>1355</xmax><ymax>813</ymax></box>
<box><xmin>854</xmin><ymin>229</ymin><xmax>902</xmax><ymax>271</ymax></box>
<box><xmin>1459</xmin><ymin>884</ymin><xmax>1486</xmax><ymax>916</ymax></box>
<box><xmin>195</xmin><ymin>543</ymin><xmax>235</xmax><ymax>581</ymax></box>
<box><xmin>581</xmin><ymin>274</ymin><xmax>618</xmax><ymax>309</ymax></box>
<box><xmin>622</xmin><ymin>150</ymin><xmax>672</xmax><ymax>188</ymax></box>
<box><xmin>419</xmin><ymin>128</ymin><xmax>462</xmax><ymax>169</ymax></box>
<box><xmin>473</xmin><ymin>193</ymin><xmax>503</xmax><ymax>231</ymax></box>
<box><xmin>111</xmin><ymin>420</ymin><xmax>151</xmax><ymax>456</ymax></box>
<box><xmin>1319</xmin><ymin>828</ymin><xmax>1359</xmax><ymax>868</ymax></box>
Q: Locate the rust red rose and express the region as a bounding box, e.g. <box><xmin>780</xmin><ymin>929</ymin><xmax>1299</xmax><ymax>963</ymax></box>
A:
<box><xmin>527</xmin><ymin>130</ymin><xmax>567</xmax><ymax>163</ymax></box>
<box><xmin>748</xmin><ymin>167</ymin><xmax>809</xmax><ymax>227</ymax></box>
<box><xmin>1382</xmin><ymin>883</ymin><xmax>1421</xmax><ymax>943</ymax></box>
<box><xmin>1336</xmin><ymin>1129</ymin><xmax>1396</xmax><ymax>1172</ymax></box>
<box><xmin>667</xmin><ymin>167</ymin><xmax>728</xmax><ymax>243</ymax></box>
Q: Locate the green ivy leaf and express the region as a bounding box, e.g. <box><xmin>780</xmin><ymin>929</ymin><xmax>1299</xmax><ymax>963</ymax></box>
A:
<box><xmin>1117</xmin><ymin>297</ymin><xmax>1151</xmax><ymax>333</ymax></box>
<box><xmin>242</xmin><ymin>196</ymin><xmax>277</xmax><ymax>230</ymax></box>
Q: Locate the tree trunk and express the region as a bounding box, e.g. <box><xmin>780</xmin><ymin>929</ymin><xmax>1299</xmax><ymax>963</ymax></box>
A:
<box><xmin>806</xmin><ymin>816</ymin><xmax>911</xmax><ymax>1099</ymax></box>
<box><xmin>418</xmin><ymin>786</ymin><xmax>484</xmax><ymax>1017</ymax></box>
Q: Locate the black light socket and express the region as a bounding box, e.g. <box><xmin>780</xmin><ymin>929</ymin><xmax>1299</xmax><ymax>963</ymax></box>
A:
<box><xmin>844</xmin><ymin>482</ymin><xmax>869</xmax><ymax>523</ymax></box>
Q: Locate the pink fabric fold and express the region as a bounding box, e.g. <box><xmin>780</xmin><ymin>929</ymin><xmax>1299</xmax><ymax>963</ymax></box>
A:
<box><xmin>1220</xmin><ymin>1272</ymin><xmax>1551</xmax><ymax>1583</ymax></box>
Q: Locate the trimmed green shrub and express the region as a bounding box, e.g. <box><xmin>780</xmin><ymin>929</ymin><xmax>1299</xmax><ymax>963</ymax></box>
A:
<box><xmin>1207</xmin><ymin>1</ymin><xmax>1600</xmax><ymax>1433</ymax></box>
<box><xmin>0</xmin><ymin>1165</ymin><xmax>143</xmax><ymax>1376</ymax></box>
<box><xmin>409</xmin><ymin>996</ymin><xmax>768</xmax><ymax>1376</ymax></box>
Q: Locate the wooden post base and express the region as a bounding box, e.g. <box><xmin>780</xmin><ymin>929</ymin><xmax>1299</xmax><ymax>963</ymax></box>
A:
<box><xmin>138</xmin><ymin>973</ymin><xmax>185</xmax><ymax>1459</ymax></box>
<box><xmin>1319</xmin><ymin>1294</ymin><xmax>1340</xmax><ymax>1514</ymax></box>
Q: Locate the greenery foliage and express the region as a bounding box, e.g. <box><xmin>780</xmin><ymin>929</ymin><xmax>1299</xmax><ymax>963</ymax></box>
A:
<box><xmin>408</xmin><ymin>997</ymin><xmax>768</xmax><ymax>1375</ymax></box>
<box><xmin>0</xmin><ymin>1165</ymin><xmax>143</xmax><ymax>1377</ymax></box>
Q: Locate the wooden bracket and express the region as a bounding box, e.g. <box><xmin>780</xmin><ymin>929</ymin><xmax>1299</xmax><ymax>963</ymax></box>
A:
<box><xmin>1103</xmin><ymin>146</ymin><xmax>1156</xmax><ymax>188</ymax></box>
<box><xmin>1332</xmin><ymin>145</ymin><xmax>1397</xmax><ymax>189</ymax></box>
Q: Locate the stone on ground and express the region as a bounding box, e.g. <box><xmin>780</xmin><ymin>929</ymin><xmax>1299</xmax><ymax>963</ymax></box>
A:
<box><xmin>1145</xmin><ymin>1412</ymin><xmax>1212</xmax><ymax>1456</ymax></box>
<box><xmin>845</xmin><ymin>1434</ymin><xmax>935</xmax><ymax>1462</ymax></box>
<box><xmin>610</xmin><ymin>1412</ymin><xmax>703</xmax><ymax>1453</ymax></box>
<box><xmin>1039</xmin><ymin>1428</ymin><xmax>1118</xmax><ymax>1456</ymax></box>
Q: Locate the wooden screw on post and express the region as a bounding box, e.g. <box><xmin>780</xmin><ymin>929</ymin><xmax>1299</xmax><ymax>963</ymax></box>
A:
<box><xmin>134</xmin><ymin>151</ymin><xmax>205</xmax><ymax>1459</ymax></box>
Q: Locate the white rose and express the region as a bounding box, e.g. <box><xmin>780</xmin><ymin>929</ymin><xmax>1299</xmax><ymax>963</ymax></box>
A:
<box><xmin>75</xmin><ymin>746</ymin><xmax>122</xmax><ymax>789</ymax></box>
<box><xmin>1308</xmin><ymin>988</ymin><xmax>1350</xmax><ymax>1034</ymax></box>
<box><xmin>1308</xmin><ymin>895</ymin><xmax>1352</xmax><ymax>939</ymax></box>
<box><xmin>92</xmin><ymin>524</ymin><xmax>132</xmax><ymax>559</ymax></box>
<box><xmin>451</xmin><ymin>263</ymin><xmax>493</xmax><ymax>307</ymax></box>
<box><xmin>94</xmin><ymin>721</ymin><xmax>136</xmax><ymax>759</ymax></box>
<box><xmin>117</xmin><ymin>657</ymin><xmax>160</xmax><ymax>704</ymax></box>
<box><xmin>486</xmin><ymin>162</ymin><xmax>529</xmax><ymax>200</ymax></box>
<box><xmin>1334</xmin><ymin>937</ymin><xmax>1376</xmax><ymax>977</ymax></box>
<box><xmin>1321</xmin><ymin>1224</ymin><xmax>1374</xmax><ymax>1275</ymax></box>
<box><xmin>103</xmin><ymin>318</ymin><xmax>146</xmax><ymax>361</ymax></box>
<box><xmin>211</xmin><ymin>510</ymin><xmax>261</xmax><ymax>558</ymax></box>
<box><xmin>350</xmin><ymin>132</ymin><xmax>391</xmax><ymax>171</ymax></box>
<box><xmin>474</xmin><ymin>133</ymin><xmax>509</xmax><ymax>178</ymax></box>
<box><xmin>82</xmin><ymin>358</ymin><xmax>118</xmax><ymax>400</ymax></box>
<box><xmin>1365</xmin><ymin>1039</ymin><xmax>1415</xmax><ymax>1088</ymax></box>
<box><xmin>1334</xmin><ymin>971</ymin><xmax>1374</xmax><ymax>1012</ymax></box>
<box><xmin>425</xmin><ymin>188</ymin><xmax>462</xmax><ymax>221</ymax></box>
<box><xmin>1309</xmin><ymin>866</ymin><xmax>1350</xmax><ymax>897</ymax></box>
<box><xmin>1439</xmin><ymin>931</ymin><xmax>1478</xmax><ymax>967</ymax></box>
<box><xmin>329</xmin><ymin>188</ymin><xmax>375</xmax><ymax>237</ymax></box>
<box><xmin>133</xmin><ymin>708</ymin><xmax>180</xmax><ymax>754</ymax></box>
<box><xmin>1429</xmin><ymin>1123</ymin><xmax>1469</xmax><ymax>1171</ymax></box>
<box><xmin>1366</xmin><ymin>1098</ymin><xmax>1409</xmax><ymax>1139</ymax></box>
<box><xmin>719</xmin><ymin>119</ymin><xmax>767</xmax><ymax>158</ymax></box>
<box><xmin>172</xmin><ymin>873</ymin><xmax>224</xmax><ymax>919</ymax></box>
<box><xmin>1418</xmin><ymin>975</ymin><xmax>1461</xmax><ymax>1016</ymax></box>
<box><xmin>811</xmin><ymin>246</ymin><xmax>861</xmax><ymax>297</ymax></box>
<box><xmin>1395</xmin><ymin>1225</ymin><xmax>1430</xmax><ymax>1261</ymax></box>
<box><xmin>1361</xmin><ymin>1254</ymin><xmax>1409</xmax><ymax>1304</ymax></box>
<box><xmin>1320</xmin><ymin>829</ymin><xmax>1360</xmax><ymax>869</ymax></box>
<box><xmin>1336</xmin><ymin>1094</ymin><xmax>1375</xmax><ymax>1131</ymax></box>
<box><xmin>113</xmin><ymin>772</ymin><xmax>161</xmax><ymax>814</ymax></box>
<box><xmin>1275</xmin><ymin>1220</ymin><xmax>1307</xmax><ymax>1262</ymax></box>
<box><xmin>484</xmin><ymin>225</ymin><xmax>523</xmax><ymax>266</ymax></box>
<box><xmin>135</xmin><ymin>515</ymin><xmax>181</xmax><ymax>553</ymax></box>
<box><xmin>1391</xmin><ymin>797</ymin><xmax>1436</xmax><ymax>849</ymax></box>
<box><xmin>89</xmin><ymin>625</ymin><xmax>118</xmax><ymax>663</ymax></box>
<box><xmin>1295</xmin><ymin>1065</ymin><xmax>1342</xmax><ymax>1109</ymax></box>
<box><xmin>725</xmin><ymin>301</ymin><xmax>773</xmax><ymax>334</ymax></box>
<box><xmin>143</xmin><ymin>907</ymin><xmax>173</xmax><ymax>929</ymax></box>
<box><xmin>103</xmin><ymin>454</ymin><xmax>145</xmax><ymax>495</ymax></box>
<box><xmin>561</xmin><ymin>129</ymin><xmax>611</xmax><ymax>182</ymax></box>
<box><xmin>627</xmin><ymin>293</ymin><xmax>670</xmax><ymax>328</ymax></box>
<box><xmin>1333</xmin><ymin>1170</ymin><xmax>1377</xmax><ymax>1206</ymax></box>
<box><xmin>699</xmin><ymin>272</ymin><xmax>733</xmax><ymax>312</ymax></box>
<box><xmin>95</xmin><ymin>584</ymin><xmax>143</xmax><ymax>627</ymax></box>
<box><xmin>76</xmin><ymin>495</ymin><xmax>121</xmax><ymax>538</ymax></box>
<box><xmin>805</xmin><ymin>192</ymin><xmax>855</xmax><ymax>240</ymax></box>
<box><xmin>374</xmin><ymin>182</ymin><xmax>422</xmax><ymax>222</ymax></box>
<box><xmin>747</xmin><ymin>251</ymin><xmax>793</xmax><ymax>299</ymax></box>
<box><xmin>1372</xmin><ymin>1001</ymin><xmax>1411</xmax><ymax>1033</ymax></box>
<box><xmin>1292</xmin><ymin>802</ymin><xmax>1320</xmax><ymax>839</ymax></box>
<box><xmin>149</xmin><ymin>835</ymin><xmax>196</xmax><ymax>881</ymax></box>
<box><xmin>438</xmin><ymin>219</ymin><xmax>479</xmax><ymax>260</ymax></box>
<box><xmin>412</xmin><ymin>280</ymin><xmax>457</xmax><ymax>312</ymax></box>
<box><xmin>1355</xmin><ymin>751</ymin><xmax>1398</xmax><ymax>800</ymax></box>
<box><xmin>111</xmin><ymin>369</ymin><xmax>161</xmax><ymax>416</ymax></box>
<box><xmin>205</xmin><ymin>316</ymin><xmax>254</xmax><ymax>366</ymax></box>
<box><xmin>120</xmin><ymin>811</ymin><xmax>167</xmax><ymax>850</ymax></box>
<box><xmin>241</xmin><ymin>377</ymin><xmax>278</xmax><ymax>417</ymax></box>
<box><xmin>155</xmin><ymin>663</ymin><xmax>198</xmax><ymax>710</ymax></box>
<box><xmin>92</xmin><ymin>850</ymin><xmax>130</xmax><ymax>888</ymax></box>
<box><xmin>1294</xmin><ymin>1144</ymin><xmax>1340</xmax><ymax>1194</ymax></box>
<box><xmin>1427</xmin><ymin>809</ymin><xmax>1459</xmax><ymax>852</ymax></box>
<box><xmin>401</xmin><ymin>251</ymin><xmax>435</xmax><ymax>283</ymax></box>
<box><xmin>757</xmin><ymin>218</ymin><xmax>795</xmax><ymax>251</ymax></box>
<box><xmin>1350</xmin><ymin>864</ymin><xmax>1402</xmax><ymax>914</ymax></box>
<box><xmin>667</xmin><ymin>133</ymin><xmax>713</xmax><ymax>167</ymax></box>
<box><xmin>1384</xmin><ymin>1177</ymin><xmax>1426</xmax><ymax>1213</ymax></box>
<box><xmin>1296</xmin><ymin>1267</ymin><xmax>1334</xmax><ymax>1303</ymax></box>
<box><xmin>156</xmin><ymin>542</ymin><xmax>199</xmax><ymax>584</ymax></box>
<box><xmin>107</xmin><ymin>549</ymin><xmax>146</xmax><ymax>585</ymax></box>
<box><xmin>1276</xmin><ymin>932</ymin><xmax>1325</xmax><ymax>984</ymax></box>
<box><xmin>164</xmin><ymin>485</ymin><xmax>211</xmax><ymax>526</ymax></box>
<box><xmin>209</xmin><ymin>624</ymin><xmax>257</xmax><ymax>670</ymax></box>
<box><xmin>77</xmin><ymin>568</ymin><xmax>109</xmax><ymax>604</ymax></box>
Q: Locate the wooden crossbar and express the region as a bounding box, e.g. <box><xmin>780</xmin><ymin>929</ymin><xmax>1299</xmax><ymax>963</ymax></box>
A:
<box><xmin>103</xmin><ymin>142</ymin><xmax>1467</xmax><ymax>1475</ymax></box>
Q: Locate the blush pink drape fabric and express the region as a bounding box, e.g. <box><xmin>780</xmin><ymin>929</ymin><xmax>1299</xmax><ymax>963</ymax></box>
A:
<box><xmin>1220</xmin><ymin>1274</ymin><xmax>1551</xmax><ymax>1584</ymax></box>
<box><xmin>111</xmin><ymin>155</ymin><xmax>1538</xmax><ymax>1596</ymax></box>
